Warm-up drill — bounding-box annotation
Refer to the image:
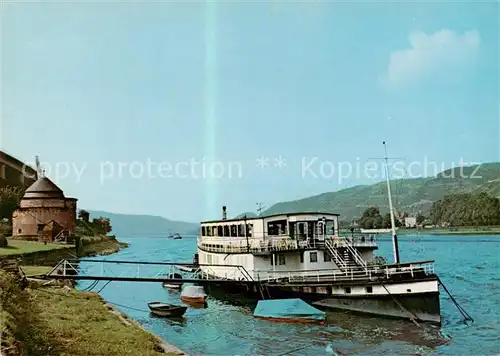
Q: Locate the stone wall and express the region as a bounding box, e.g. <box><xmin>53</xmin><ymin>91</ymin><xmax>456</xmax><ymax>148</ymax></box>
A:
<box><xmin>12</xmin><ymin>207</ymin><xmax>76</xmax><ymax>238</ymax></box>
<box><xmin>20</xmin><ymin>198</ymin><xmax>66</xmax><ymax>209</ymax></box>
<box><xmin>65</xmin><ymin>198</ymin><xmax>77</xmax><ymax>223</ymax></box>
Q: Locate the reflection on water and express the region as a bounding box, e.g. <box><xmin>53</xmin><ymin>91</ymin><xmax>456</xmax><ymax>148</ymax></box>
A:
<box><xmin>78</xmin><ymin>235</ymin><xmax>500</xmax><ymax>355</ymax></box>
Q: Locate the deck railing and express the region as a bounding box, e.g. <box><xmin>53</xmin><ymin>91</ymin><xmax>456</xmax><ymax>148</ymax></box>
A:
<box><xmin>198</xmin><ymin>235</ymin><xmax>376</xmax><ymax>254</ymax></box>
<box><xmin>252</xmin><ymin>260</ymin><xmax>435</xmax><ymax>283</ymax></box>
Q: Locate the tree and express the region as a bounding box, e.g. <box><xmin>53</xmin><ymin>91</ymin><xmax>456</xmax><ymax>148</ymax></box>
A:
<box><xmin>91</xmin><ymin>217</ymin><xmax>112</xmax><ymax>235</ymax></box>
<box><xmin>382</xmin><ymin>213</ymin><xmax>392</xmax><ymax>228</ymax></box>
<box><xmin>373</xmin><ymin>215</ymin><xmax>383</xmax><ymax>229</ymax></box>
<box><xmin>429</xmin><ymin>192</ymin><xmax>500</xmax><ymax>227</ymax></box>
<box><xmin>0</xmin><ymin>186</ymin><xmax>23</xmax><ymax>222</ymax></box>
<box><xmin>78</xmin><ymin>209</ymin><xmax>90</xmax><ymax>222</ymax></box>
<box><xmin>416</xmin><ymin>214</ymin><xmax>426</xmax><ymax>225</ymax></box>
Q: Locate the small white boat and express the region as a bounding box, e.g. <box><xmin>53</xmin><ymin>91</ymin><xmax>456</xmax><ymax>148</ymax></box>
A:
<box><xmin>176</xmin><ymin>265</ymin><xmax>196</xmax><ymax>273</ymax></box>
<box><xmin>162</xmin><ymin>282</ymin><xmax>182</xmax><ymax>290</ymax></box>
<box><xmin>162</xmin><ymin>273</ymin><xmax>183</xmax><ymax>290</ymax></box>
<box><xmin>180</xmin><ymin>285</ymin><xmax>207</xmax><ymax>304</ymax></box>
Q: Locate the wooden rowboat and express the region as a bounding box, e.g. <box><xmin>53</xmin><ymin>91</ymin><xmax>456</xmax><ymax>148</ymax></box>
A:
<box><xmin>148</xmin><ymin>302</ymin><xmax>187</xmax><ymax>317</ymax></box>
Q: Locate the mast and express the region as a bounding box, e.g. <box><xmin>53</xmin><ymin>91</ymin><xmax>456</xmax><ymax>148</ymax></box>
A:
<box><xmin>383</xmin><ymin>141</ymin><xmax>400</xmax><ymax>264</ymax></box>
<box><xmin>256</xmin><ymin>202</ymin><xmax>264</xmax><ymax>216</ymax></box>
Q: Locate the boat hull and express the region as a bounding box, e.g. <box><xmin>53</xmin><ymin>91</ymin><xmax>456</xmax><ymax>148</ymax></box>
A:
<box><xmin>203</xmin><ymin>278</ymin><xmax>441</xmax><ymax>324</ymax></box>
<box><xmin>181</xmin><ymin>296</ymin><xmax>207</xmax><ymax>304</ymax></box>
<box><xmin>254</xmin><ymin>316</ymin><xmax>325</xmax><ymax>324</ymax></box>
<box><xmin>312</xmin><ymin>292</ymin><xmax>440</xmax><ymax>324</ymax></box>
<box><xmin>148</xmin><ymin>303</ymin><xmax>187</xmax><ymax>317</ymax></box>
<box><xmin>163</xmin><ymin>283</ymin><xmax>182</xmax><ymax>289</ymax></box>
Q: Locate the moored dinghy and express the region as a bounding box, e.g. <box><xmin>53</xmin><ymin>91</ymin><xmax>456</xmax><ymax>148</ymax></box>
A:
<box><xmin>180</xmin><ymin>285</ymin><xmax>207</xmax><ymax>304</ymax></box>
<box><xmin>253</xmin><ymin>298</ymin><xmax>326</xmax><ymax>324</ymax></box>
<box><xmin>148</xmin><ymin>302</ymin><xmax>187</xmax><ymax>317</ymax></box>
<box><xmin>162</xmin><ymin>273</ymin><xmax>183</xmax><ymax>290</ymax></box>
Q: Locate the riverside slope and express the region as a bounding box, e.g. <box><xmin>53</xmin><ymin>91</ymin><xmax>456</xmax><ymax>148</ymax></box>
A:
<box><xmin>261</xmin><ymin>163</ymin><xmax>500</xmax><ymax>221</ymax></box>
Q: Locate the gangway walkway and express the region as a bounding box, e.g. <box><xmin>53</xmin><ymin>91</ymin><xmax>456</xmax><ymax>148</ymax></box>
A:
<box><xmin>38</xmin><ymin>259</ymin><xmax>257</xmax><ymax>285</ymax></box>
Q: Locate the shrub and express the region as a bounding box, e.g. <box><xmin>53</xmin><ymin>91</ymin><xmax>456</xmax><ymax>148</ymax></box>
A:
<box><xmin>0</xmin><ymin>234</ymin><xmax>8</xmax><ymax>247</ymax></box>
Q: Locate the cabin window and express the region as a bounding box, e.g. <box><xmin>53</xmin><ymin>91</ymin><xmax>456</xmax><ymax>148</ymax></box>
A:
<box><xmin>326</xmin><ymin>221</ymin><xmax>335</xmax><ymax>235</ymax></box>
<box><xmin>246</xmin><ymin>224</ymin><xmax>253</xmax><ymax>237</ymax></box>
<box><xmin>366</xmin><ymin>286</ymin><xmax>373</xmax><ymax>293</ymax></box>
<box><xmin>345</xmin><ymin>287</ymin><xmax>351</xmax><ymax>294</ymax></box>
<box><xmin>213</xmin><ymin>226</ymin><xmax>218</xmax><ymax>236</ymax></box>
<box><xmin>300</xmin><ymin>252</ymin><xmax>304</xmax><ymax>263</ymax></box>
<box><xmin>217</xmin><ymin>226</ymin><xmax>223</xmax><ymax>237</ymax></box>
<box><xmin>267</xmin><ymin>219</ymin><xmax>287</xmax><ymax>236</ymax></box>
<box><xmin>278</xmin><ymin>254</ymin><xmax>286</xmax><ymax>265</ymax></box>
<box><xmin>323</xmin><ymin>252</ymin><xmax>331</xmax><ymax>262</ymax></box>
<box><xmin>206</xmin><ymin>227</ymin><xmax>211</xmax><ymax>236</ymax></box>
<box><xmin>223</xmin><ymin>225</ymin><xmax>230</xmax><ymax>237</ymax></box>
<box><xmin>207</xmin><ymin>254</ymin><xmax>213</xmax><ymax>264</ymax></box>
<box><xmin>309</xmin><ymin>252</ymin><xmax>318</xmax><ymax>263</ymax></box>
<box><xmin>237</xmin><ymin>224</ymin><xmax>243</xmax><ymax>237</ymax></box>
<box><xmin>230</xmin><ymin>225</ymin><xmax>236</xmax><ymax>236</ymax></box>
<box><xmin>201</xmin><ymin>226</ymin><xmax>206</xmax><ymax>236</ymax></box>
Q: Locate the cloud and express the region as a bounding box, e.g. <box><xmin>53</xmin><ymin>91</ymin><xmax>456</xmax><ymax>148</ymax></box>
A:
<box><xmin>380</xmin><ymin>29</ymin><xmax>481</xmax><ymax>88</ymax></box>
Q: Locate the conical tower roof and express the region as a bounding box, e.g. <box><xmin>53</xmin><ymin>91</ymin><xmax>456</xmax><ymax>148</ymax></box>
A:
<box><xmin>23</xmin><ymin>176</ymin><xmax>65</xmax><ymax>199</ymax></box>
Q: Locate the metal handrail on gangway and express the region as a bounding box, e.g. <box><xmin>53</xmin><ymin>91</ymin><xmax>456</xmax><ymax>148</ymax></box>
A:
<box><xmin>40</xmin><ymin>259</ymin><xmax>258</xmax><ymax>285</ymax></box>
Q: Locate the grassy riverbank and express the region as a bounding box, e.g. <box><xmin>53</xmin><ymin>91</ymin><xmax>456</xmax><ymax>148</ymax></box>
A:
<box><xmin>0</xmin><ymin>271</ymin><xmax>183</xmax><ymax>356</ymax></box>
<box><xmin>0</xmin><ymin>236</ymin><xmax>128</xmax><ymax>265</ymax></box>
<box><xmin>0</xmin><ymin>239</ymin><xmax>70</xmax><ymax>256</ymax></box>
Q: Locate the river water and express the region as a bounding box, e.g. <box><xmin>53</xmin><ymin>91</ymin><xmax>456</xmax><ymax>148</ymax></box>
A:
<box><xmin>77</xmin><ymin>235</ymin><xmax>500</xmax><ymax>355</ymax></box>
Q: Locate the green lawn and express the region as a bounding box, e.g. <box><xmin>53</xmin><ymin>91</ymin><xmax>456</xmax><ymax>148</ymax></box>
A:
<box><xmin>20</xmin><ymin>265</ymin><xmax>53</xmax><ymax>275</ymax></box>
<box><xmin>0</xmin><ymin>239</ymin><xmax>71</xmax><ymax>256</ymax></box>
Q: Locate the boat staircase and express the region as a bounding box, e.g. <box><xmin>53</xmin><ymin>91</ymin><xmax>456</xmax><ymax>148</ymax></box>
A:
<box><xmin>324</xmin><ymin>237</ymin><xmax>368</xmax><ymax>274</ymax></box>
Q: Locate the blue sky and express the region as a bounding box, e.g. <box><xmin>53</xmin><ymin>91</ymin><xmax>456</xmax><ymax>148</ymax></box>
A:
<box><xmin>2</xmin><ymin>1</ymin><xmax>499</xmax><ymax>222</ymax></box>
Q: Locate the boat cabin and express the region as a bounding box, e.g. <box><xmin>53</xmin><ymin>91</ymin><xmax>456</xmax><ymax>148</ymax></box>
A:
<box><xmin>201</xmin><ymin>209</ymin><xmax>338</xmax><ymax>240</ymax></box>
<box><xmin>199</xmin><ymin>207</ymin><xmax>344</xmax><ymax>253</ymax></box>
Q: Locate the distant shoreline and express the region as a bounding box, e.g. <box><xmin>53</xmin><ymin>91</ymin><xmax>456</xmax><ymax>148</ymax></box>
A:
<box><xmin>352</xmin><ymin>227</ymin><xmax>500</xmax><ymax>237</ymax></box>
<box><xmin>426</xmin><ymin>231</ymin><xmax>500</xmax><ymax>236</ymax></box>
<box><xmin>399</xmin><ymin>227</ymin><xmax>500</xmax><ymax>236</ymax></box>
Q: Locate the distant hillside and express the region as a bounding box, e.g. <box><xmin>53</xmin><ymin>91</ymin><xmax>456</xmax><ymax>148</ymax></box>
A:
<box><xmin>260</xmin><ymin>163</ymin><xmax>500</xmax><ymax>221</ymax></box>
<box><xmin>87</xmin><ymin>210</ymin><xmax>199</xmax><ymax>238</ymax></box>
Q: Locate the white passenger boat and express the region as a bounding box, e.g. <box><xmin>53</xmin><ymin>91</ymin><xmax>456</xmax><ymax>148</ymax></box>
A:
<box><xmin>191</xmin><ymin>146</ymin><xmax>442</xmax><ymax>324</ymax></box>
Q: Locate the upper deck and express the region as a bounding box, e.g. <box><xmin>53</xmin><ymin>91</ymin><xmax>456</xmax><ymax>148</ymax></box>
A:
<box><xmin>199</xmin><ymin>210</ymin><xmax>377</xmax><ymax>254</ymax></box>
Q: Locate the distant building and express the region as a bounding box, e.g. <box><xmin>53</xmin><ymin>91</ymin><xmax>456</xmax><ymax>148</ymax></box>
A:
<box><xmin>12</xmin><ymin>176</ymin><xmax>77</xmax><ymax>242</ymax></box>
<box><xmin>0</xmin><ymin>151</ymin><xmax>37</xmax><ymax>189</ymax></box>
<box><xmin>405</xmin><ymin>217</ymin><xmax>417</xmax><ymax>228</ymax></box>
